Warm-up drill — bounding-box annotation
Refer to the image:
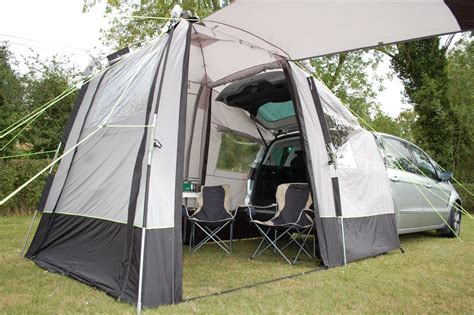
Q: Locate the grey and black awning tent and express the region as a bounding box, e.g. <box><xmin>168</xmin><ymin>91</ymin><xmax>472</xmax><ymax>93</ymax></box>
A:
<box><xmin>24</xmin><ymin>0</ymin><xmax>473</xmax><ymax>309</ymax></box>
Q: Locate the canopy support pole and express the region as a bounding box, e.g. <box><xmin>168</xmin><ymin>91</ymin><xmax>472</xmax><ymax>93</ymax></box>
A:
<box><xmin>339</xmin><ymin>217</ymin><xmax>347</xmax><ymax>265</ymax></box>
<box><xmin>137</xmin><ymin>226</ymin><xmax>146</xmax><ymax>315</ymax></box>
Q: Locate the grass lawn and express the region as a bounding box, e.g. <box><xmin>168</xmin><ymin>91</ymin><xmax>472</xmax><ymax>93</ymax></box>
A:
<box><xmin>1</xmin><ymin>215</ymin><xmax>473</xmax><ymax>314</ymax></box>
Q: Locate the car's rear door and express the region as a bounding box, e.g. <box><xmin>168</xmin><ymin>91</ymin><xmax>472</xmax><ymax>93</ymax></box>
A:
<box><xmin>381</xmin><ymin>136</ymin><xmax>425</xmax><ymax>231</ymax></box>
<box><xmin>410</xmin><ymin>145</ymin><xmax>450</xmax><ymax>227</ymax></box>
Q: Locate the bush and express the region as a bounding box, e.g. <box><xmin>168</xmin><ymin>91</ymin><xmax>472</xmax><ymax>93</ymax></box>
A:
<box><xmin>454</xmin><ymin>183</ymin><xmax>474</xmax><ymax>213</ymax></box>
<box><xmin>0</xmin><ymin>159</ymin><xmax>49</xmax><ymax>215</ymax></box>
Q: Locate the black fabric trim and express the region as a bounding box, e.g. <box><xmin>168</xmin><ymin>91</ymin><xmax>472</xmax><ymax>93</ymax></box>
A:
<box><xmin>119</xmin><ymin>31</ymin><xmax>173</xmax><ymax>299</ymax></box>
<box><xmin>444</xmin><ymin>0</ymin><xmax>474</xmax><ymax>30</ymax></box>
<box><xmin>61</xmin><ymin>82</ymin><xmax>89</xmax><ymax>144</ymax></box>
<box><xmin>331</xmin><ymin>177</ymin><xmax>342</xmax><ymax>217</ymax></box>
<box><xmin>201</xmin><ymin>90</ymin><xmax>213</xmax><ymax>185</ymax></box>
<box><xmin>307</xmin><ymin>77</ymin><xmax>331</xmax><ymax>145</ymax></box>
<box><xmin>36</xmin><ymin>174</ymin><xmax>54</xmax><ymax>212</ymax></box>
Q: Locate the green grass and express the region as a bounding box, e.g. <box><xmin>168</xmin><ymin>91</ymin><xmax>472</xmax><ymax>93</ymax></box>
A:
<box><xmin>1</xmin><ymin>216</ymin><xmax>473</xmax><ymax>314</ymax></box>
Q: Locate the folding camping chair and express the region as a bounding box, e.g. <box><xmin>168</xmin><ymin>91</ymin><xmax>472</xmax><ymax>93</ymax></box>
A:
<box><xmin>185</xmin><ymin>185</ymin><xmax>236</xmax><ymax>254</ymax></box>
<box><xmin>246</xmin><ymin>183</ymin><xmax>314</xmax><ymax>264</ymax></box>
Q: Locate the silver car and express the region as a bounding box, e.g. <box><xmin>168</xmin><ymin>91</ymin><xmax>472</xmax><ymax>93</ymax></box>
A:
<box><xmin>246</xmin><ymin>132</ymin><xmax>462</xmax><ymax>237</ymax></box>
<box><xmin>374</xmin><ymin>132</ymin><xmax>462</xmax><ymax>236</ymax></box>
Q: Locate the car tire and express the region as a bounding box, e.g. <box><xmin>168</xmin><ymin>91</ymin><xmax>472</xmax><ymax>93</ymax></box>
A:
<box><xmin>439</xmin><ymin>204</ymin><xmax>462</xmax><ymax>238</ymax></box>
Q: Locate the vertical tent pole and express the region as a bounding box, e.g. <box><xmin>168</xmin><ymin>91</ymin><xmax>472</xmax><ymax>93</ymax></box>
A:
<box><xmin>137</xmin><ymin>112</ymin><xmax>158</xmax><ymax>315</ymax></box>
<box><xmin>21</xmin><ymin>141</ymin><xmax>62</xmax><ymax>256</ymax></box>
<box><xmin>340</xmin><ymin>217</ymin><xmax>347</xmax><ymax>265</ymax></box>
<box><xmin>137</xmin><ymin>227</ymin><xmax>146</xmax><ymax>315</ymax></box>
<box><xmin>21</xmin><ymin>210</ymin><xmax>38</xmax><ymax>256</ymax></box>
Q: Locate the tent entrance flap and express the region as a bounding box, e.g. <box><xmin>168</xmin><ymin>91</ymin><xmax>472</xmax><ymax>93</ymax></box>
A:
<box><xmin>215</xmin><ymin>71</ymin><xmax>299</xmax><ymax>133</ymax></box>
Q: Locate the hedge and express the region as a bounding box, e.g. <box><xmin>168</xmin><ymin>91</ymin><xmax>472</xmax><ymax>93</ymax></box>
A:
<box><xmin>0</xmin><ymin>159</ymin><xmax>49</xmax><ymax>215</ymax></box>
<box><xmin>454</xmin><ymin>183</ymin><xmax>474</xmax><ymax>213</ymax></box>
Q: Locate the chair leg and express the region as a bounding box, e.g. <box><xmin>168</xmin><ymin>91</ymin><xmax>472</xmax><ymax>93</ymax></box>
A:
<box><xmin>192</xmin><ymin>221</ymin><xmax>232</xmax><ymax>254</ymax></box>
<box><xmin>229</xmin><ymin>221</ymin><xmax>234</xmax><ymax>254</ymax></box>
<box><xmin>252</xmin><ymin>225</ymin><xmax>293</xmax><ymax>264</ymax></box>
<box><xmin>251</xmin><ymin>226</ymin><xmax>271</xmax><ymax>259</ymax></box>
<box><xmin>293</xmin><ymin>226</ymin><xmax>313</xmax><ymax>264</ymax></box>
<box><xmin>273</xmin><ymin>229</ymin><xmax>277</xmax><ymax>253</ymax></box>
<box><xmin>189</xmin><ymin>222</ymin><xmax>195</xmax><ymax>254</ymax></box>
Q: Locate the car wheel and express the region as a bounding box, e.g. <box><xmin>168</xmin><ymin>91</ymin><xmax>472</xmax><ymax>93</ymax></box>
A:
<box><xmin>440</xmin><ymin>205</ymin><xmax>462</xmax><ymax>238</ymax></box>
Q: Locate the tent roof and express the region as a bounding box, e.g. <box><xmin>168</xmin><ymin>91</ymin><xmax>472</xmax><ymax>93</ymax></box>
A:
<box><xmin>204</xmin><ymin>0</ymin><xmax>473</xmax><ymax>60</ymax></box>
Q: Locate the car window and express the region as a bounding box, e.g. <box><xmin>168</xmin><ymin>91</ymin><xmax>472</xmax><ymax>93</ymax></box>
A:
<box><xmin>265</xmin><ymin>141</ymin><xmax>301</xmax><ymax>167</ymax></box>
<box><xmin>410</xmin><ymin>146</ymin><xmax>438</xmax><ymax>180</ymax></box>
<box><xmin>382</xmin><ymin>137</ymin><xmax>417</xmax><ymax>173</ymax></box>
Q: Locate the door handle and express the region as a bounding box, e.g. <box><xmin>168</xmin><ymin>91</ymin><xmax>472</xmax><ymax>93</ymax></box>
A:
<box><xmin>389</xmin><ymin>176</ymin><xmax>400</xmax><ymax>182</ymax></box>
<box><xmin>424</xmin><ymin>182</ymin><xmax>432</xmax><ymax>189</ymax></box>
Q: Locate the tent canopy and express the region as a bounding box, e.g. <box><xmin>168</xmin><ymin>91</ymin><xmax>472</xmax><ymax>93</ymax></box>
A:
<box><xmin>205</xmin><ymin>0</ymin><xmax>473</xmax><ymax>60</ymax></box>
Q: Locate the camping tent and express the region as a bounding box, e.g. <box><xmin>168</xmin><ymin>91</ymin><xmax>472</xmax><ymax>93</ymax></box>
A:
<box><xmin>25</xmin><ymin>0</ymin><xmax>473</xmax><ymax>309</ymax></box>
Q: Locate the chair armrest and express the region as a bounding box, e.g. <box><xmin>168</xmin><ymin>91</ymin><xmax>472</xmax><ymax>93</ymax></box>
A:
<box><xmin>229</xmin><ymin>207</ymin><xmax>238</xmax><ymax>219</ymax></box>
<box><xmin>183</xmin><ymin>205</ymin><xmax>199</xmax><ymax>218</ymax></box>
<box><xmin>292</xmin><ymin>208</ymin><xmax>315</xmax><ymax>225</ymax></box>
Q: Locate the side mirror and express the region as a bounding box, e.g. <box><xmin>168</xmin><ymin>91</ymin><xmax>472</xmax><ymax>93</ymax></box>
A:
<box><xmin>439</xmin><ymin>171</ymin><xmax>452</xmax><ymax>182</ymax></box>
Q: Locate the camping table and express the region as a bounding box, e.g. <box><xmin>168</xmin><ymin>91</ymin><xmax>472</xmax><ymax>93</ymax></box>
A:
<box><xmin>182</xmin><ymin>191</ymin><xmax>200</xmax><ymax>242</ymax></box>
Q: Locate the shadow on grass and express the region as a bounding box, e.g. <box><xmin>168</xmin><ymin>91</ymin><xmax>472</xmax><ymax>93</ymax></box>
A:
<box><xmin>182</xmin><ymin>238</ymin><xmax>321</xmax><ymax>299</ymax></box>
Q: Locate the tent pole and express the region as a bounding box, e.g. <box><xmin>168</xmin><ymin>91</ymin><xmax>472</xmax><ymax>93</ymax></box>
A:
<box><xmin>137</xmin><ymin>226</ymin><xmax>146</xmax><ymax>314</ymax></box>
<box><xmin>137</xmin><ymin>110</ymin><xmax>159</xmax><ymax>314</ymax></box>
<box><xmin>21</xmin><ymin>141</ymin><xmax>62</xmax><ymax>257</ymax></box>
<box><xmin>340</xmin><ymin>217</ymin><xmax>347</xmax><ymax>265</ymax></box>
<box><xmin>21</xmin><ymin>210</ymin><xmax>38</xmax><ymax>256</ymax></box>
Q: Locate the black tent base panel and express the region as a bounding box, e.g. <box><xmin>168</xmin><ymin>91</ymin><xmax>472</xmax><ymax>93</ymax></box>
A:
<box><xmin>25</xmin><ymin>212</ymin><xmax>140</xmax><ymax>304</ymax></box>
<box><xmin>24</xmin><ymin>212</ymin><xmax>182</xmax><ymax>308</ymax></box>
<box><xmin>29</xmin><ymin>257</ymin><xmax>132</xmax><ymax>306</ymax></box>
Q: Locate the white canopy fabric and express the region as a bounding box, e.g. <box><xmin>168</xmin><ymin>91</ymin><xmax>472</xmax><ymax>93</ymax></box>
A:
<box><xmin>205</xmin><ymin>0</ymin><xmax>472</xmax><ymax>60</ymax></box>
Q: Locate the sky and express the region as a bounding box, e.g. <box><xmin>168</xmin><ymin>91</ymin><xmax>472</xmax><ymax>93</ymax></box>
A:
<box><xmin>0</xmin><ymin>0</ymin><xmax>407</xmax><ymax>118</ymax></box>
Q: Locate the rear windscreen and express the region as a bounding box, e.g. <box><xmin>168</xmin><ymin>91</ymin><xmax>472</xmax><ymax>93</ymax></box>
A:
<box><xmin>256</xmin><ymin>100</ymin><xmax>295</xmax><ymax>122</ymax></box>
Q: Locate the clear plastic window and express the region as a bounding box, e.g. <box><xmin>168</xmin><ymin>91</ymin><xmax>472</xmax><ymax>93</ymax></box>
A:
<box><xmin>216</xmin><ymin>132</ymin><xmax>261</xmax><ymax>173</ymax></box>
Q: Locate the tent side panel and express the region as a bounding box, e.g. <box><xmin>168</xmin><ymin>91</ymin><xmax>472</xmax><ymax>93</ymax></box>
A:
<box><xmin>26</xmin><ymin>26</ymin><xmax>172</xmax><ymax>306</ymax></box>
<box><xmin>41</xmin><ymin>77</ymin><xmax>102</xmax><ymax>213</ymax></box>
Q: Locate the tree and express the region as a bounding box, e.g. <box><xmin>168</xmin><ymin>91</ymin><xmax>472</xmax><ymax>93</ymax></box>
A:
<box><xmin>395</xmin><ymin>110</ymin><xmax>417</xmax><ymax>143</ymax></box>
<box><xmin>0</xmin><ymin>43</ymin><xmax>26</xmax><ymax>156</ymax></box>
<box><xmin>0</xmin><ymin>45</ymin><xmax>79</xmax><ymax>156</ymax></box>
<box><xmin>388</xmin><ymin>37</ymin><xmax>459</xmax><ymax>168</ymax></box>
<box><xmin>20</xmin><ymin>54</ymin><xmax>79</xmax><ymax>153</ymax></box>
<box><xmin>310</xmin><ymin>50</ymin><xmax>384</xmax><ymax>123</ymax></box>
<box><xmin>446</xmin><ymin>35</ymin><xmax>474</xmax><ymax>181</ymax></box>
<box><xmin>84</xmin><ymin>0</ymin><xmax>230</xmax><ymax>49</ymax></box>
